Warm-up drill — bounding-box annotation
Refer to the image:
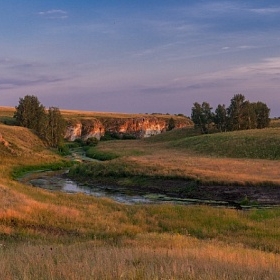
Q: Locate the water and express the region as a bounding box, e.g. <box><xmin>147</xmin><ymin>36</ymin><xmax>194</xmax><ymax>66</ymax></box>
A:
<box><xmin>24</xmin><ymin>171</ymin><xmax>161</xmax><ymax>205</ymax></box>
<box><xmin>20</xmin><ymin>170</ymin><xmax>257</xmax><ymax>208</ymax></box>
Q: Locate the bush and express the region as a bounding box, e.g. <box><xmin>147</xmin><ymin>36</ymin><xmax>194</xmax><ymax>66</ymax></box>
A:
<box><xmin>85</xmin><ymin>147</ymin><xmax>119</xmax><ymax>161</ymax></box>
<box><xmin>85</xmin><ymin>137</ymin><xmax>98</xmax><ymax>146</ymax></box>
<box><xmin>122</xmin><ymin>134</ymin><xmax>137</xmax><ymax>140</ymax></box>
<box><xmin>100</xmin><ymin>132</ymin><xmax>121</xmax><ymax>141</ymax></box>
<box><xmin>58</xmin><ymin>143</ymin><xmax>70</xmax><ymax>156</ymax></box>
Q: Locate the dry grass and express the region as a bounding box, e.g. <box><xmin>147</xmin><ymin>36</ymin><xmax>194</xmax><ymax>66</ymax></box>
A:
<box><xmin>1</xmin><ymin>234</ymin><xmax>280</xmax><ymax>279</ymax></box>
<box><xmin>1</xmin><ymin>109</ymin><xmax>280</xmax><ymax>279</ymax></box>
<box><xmin>95</xmin><ymin>137</ymin><xmax>280</xmax><ymax>185</ymax></box>
<box><xmin>0</xmin><ymin>106</ymin><xmax>14</xmax><ymax>116</ymax></box>
<box><xmin>61</xmin><ymin>108</ymin><xmax>185</xmax><ymax>120</ymax></box>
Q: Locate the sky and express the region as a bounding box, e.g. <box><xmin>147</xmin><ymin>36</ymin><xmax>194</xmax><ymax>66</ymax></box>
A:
<box><xmin>1</xmin><ymin>0</ymin><xmax>280</xmax><ymax>117</ymax></box>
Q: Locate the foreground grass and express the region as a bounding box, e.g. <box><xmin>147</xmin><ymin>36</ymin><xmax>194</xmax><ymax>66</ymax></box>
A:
<box><xmin>1</xmin><ymin>234</ymin><xmax>280</xmax><ymax>280</ymax></box>
<box><xmin>1</xmin><ymin>113</ymin><xmax>280</xmax><ymax>278</ymax></box>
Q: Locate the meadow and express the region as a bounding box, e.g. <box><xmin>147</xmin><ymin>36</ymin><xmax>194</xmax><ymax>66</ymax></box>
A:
<box><xmin>1</xmin><ymin>107</ymin><xmax>280</xmax><ymax>279</ymax></box>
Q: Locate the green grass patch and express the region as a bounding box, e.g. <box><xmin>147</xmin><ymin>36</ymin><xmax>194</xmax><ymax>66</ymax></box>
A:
<box><xmin>145</xmin><ymin>126</ymin><xmax>198</xmax><ymax>143</ymax></box>
<box><xmin>0</xmin><ymin>116</ymin><xmax>17</xmax><ymax>125</ymax></box>
<box><xmin>12</xmin><ymin>161</ymin><xmax>73</xmax><ymax>179</ymax></box>
<box><xmin>85</xmin><ymin>147</ymin><xmax>119</xmax><ymax>161</ymax></box>
<box><xmin>172</xmin><ymin>128</ymin><xmax>280</xmax><ymax>159</ymax></box>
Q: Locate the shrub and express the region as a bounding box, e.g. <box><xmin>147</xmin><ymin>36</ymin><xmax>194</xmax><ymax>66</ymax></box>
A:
<box><xmin>85</xmin><ymin>147</ymin><xmax>119</xmax><ymax>161</ymax></box>
<box><xmin>85</xmin><ymin>137</ymin><xmax>98</xmax><ymax>146</ymax></box>
<box><xmin>58</xmin><ymin>143</ymin><xmax>70</xmax><ymax>156</ymax></box>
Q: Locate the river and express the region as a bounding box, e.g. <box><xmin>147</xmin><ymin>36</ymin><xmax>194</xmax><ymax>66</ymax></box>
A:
<box><xmin>17</xmin><ymin>148</ymin><xmax>279</xmax><ymax>208</ymax></box>
<box><xmin>19</xmin><ymin>169</ymin><xmax>245</xmax><ymax>207</ymax></box>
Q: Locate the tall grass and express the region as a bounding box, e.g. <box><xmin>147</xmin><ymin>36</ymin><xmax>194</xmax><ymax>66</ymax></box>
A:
<box><xmin>1</xmin><ymin>234</ymin><xmax>280</xmax><ymax>279</ymax></box>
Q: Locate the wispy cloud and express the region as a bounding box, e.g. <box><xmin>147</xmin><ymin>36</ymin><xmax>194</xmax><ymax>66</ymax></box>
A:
<box><xmin>249</xmin><ymin>8</ymin><xmax>280</xmax><ymax>14</ymax></box>
<box><xmin>38</xmin><ymin>9</ymin><xmax>68</xmax><ymax>19</ymax></box>
<box><xmin>0</xmin><ymin>57</ymin><xmax>72</xmax><ymax>91</ymax></box>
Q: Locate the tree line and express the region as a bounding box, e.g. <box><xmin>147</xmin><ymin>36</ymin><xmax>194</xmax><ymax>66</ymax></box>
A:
<box><xmin>191</xmin><ymin>94</ymin><xmax>270</xmax><ymax>134</ymax></box>
<box><xmin>14</xmin><ymin>95</ymin><xmax>65</xmax><ymax>148</ymax></box>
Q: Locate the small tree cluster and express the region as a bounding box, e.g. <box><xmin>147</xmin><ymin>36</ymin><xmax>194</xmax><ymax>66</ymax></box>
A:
<box><xmin>14</xmin><ymin>95</ymin><xmax>66</xmax><ymax>147</ymax></box>
<box><xmin>191</xmin><ymin>94</ymin><xmax>270</xmax><ymax>134</ymax></box>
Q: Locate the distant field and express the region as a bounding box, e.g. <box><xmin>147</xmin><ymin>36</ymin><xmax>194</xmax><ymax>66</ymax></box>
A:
<box><xmin>0</xmin><ymin>106</ymin><xmax>189</xmax><ymax>123</ymax></box>
<box><xmin>61</xmin><ymin>108</ymin><xmax>182</xmax><ymax>120</ymax></box>
<box><xmin>0</xmin><ymin>106</ymin><xmax>14</xmax><ymax>115</ymax></box>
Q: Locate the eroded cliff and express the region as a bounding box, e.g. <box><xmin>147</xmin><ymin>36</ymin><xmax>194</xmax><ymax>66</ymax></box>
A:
<box><xmin>65</xmin><ymin>119</ymin><xmax>105</xmax><ymax>141</ymax></box>
<box><xmin>64</xmin><ymin>114</ymin><xmax>193</xmax><ymax>141</ymax></box>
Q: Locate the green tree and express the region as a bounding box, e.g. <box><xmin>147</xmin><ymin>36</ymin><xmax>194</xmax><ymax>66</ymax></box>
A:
<box><xmin>14</xmin><ymin>95</ymin><xmax>45</xmax><ymax>133</ymax></box>
<box><xmin>191</xmin><ymin>102</ymin><xmax>213</xmax><ymax>134</ymax></box>
<box><xmin>45</xmin><ymin>107</ymin><xmax>66</xmax><ymax>147</ymax></box>
<box><xmin>252</xmin><ymin>101</ymin><xmax>270</xmax><ymax>128</ymax></box>
<box><xmin>241</xmin><ymin>101</ymin><xmax>257</xmax><ymax>130</ymax></box>
<box><xmin>214</xmin><ymin>104</ymin><xmax>227</xmax><ymax>132</ymax></box>
<box><xmin>227</xmin><ymin>94</ymin><xmax>246</xmax><ymax>131</ymax></box>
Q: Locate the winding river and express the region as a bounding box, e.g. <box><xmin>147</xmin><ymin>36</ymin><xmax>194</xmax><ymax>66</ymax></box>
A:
<box><xmin>18</xmin><ymin>148</ymin><xmax>279</xmax><ymax>208</ymax></box>
<box><xmin>19</xmin><ymin>169</ymin><xmax>241</xmax><ymax>207</ymax></box>
<box><xmin>20</xmin><ymin>170</ymin><xmax>160</xmax><ymax>205</ymax></box>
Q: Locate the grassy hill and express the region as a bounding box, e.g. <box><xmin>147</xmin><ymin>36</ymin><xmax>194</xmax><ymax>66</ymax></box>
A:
<box><xmin>1</xmin><ymin>108</ymin><xmax>280</xmax><ymax>278</ymax></box>
<box><xmin>83</xmin><ymin>125</ymin><xmax>280</xmax><ymax>186</ymax></box>
<box><xmin>164</xmin><ymin>127</ymin><xmax>280</xmax><ymax>160</ymax></box>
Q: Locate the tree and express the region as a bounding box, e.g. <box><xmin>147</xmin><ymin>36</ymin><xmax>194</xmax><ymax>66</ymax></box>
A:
<box><xmin>14</xmin><ymin>95</ymin><xmax>67</xmax><ymax>148</ymax></box>
<box><xmin>14</xmin><ymin>95</ymin><xmax>45</xmax><ymax>133</ymax></box>
<box><xmin>191</xmin><ymin>102</ymin><xmax>213</xmax><ymax>134</ymax></box>
<box><xmin>227</xmin><ymin>94</ymin><xmax>246</xmax><ymax>131</ymax></box>
<box><xmin>253</xmin><ymin>102</ymin><xmax>270</xmax><ymax>129</ymax></box>
<box><xmin>241</xmin><ymin>101</ymin><xmax>257</xmax><ymax>130</ymax></box>
<box><xmin>214</xmin><ymin>104</ymin><xmax>227</xmax><ymax>132</ymax></box>
<box><xmin>191</xmin><ymin>94</ymin><xmax>271</xmax><ymax>133</ymax></box>
<box><xmin>45</xmin><ymin>107</ymin><xmax>66</xmax><ymax>147</ymax></box>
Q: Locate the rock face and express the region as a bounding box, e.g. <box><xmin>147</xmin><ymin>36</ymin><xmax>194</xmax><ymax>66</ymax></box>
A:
<box><xmin>65</xmin><ymin>119</ymin><xmax>105</xmax><ymax>141</ymax></box>
<box><xmin>64</xmin><ymin>116</ymin><xmax>192</xmax><ymax>141</ymax></box>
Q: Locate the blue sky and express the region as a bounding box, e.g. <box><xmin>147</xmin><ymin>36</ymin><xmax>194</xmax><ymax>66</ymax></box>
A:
<box><xmin>1</xmin><ymin>1</ymin><xmax>280</xmax><ymax>116</ymax></box>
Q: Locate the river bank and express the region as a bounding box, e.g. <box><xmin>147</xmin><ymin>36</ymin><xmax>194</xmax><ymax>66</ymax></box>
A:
<box><xmin>17</xmin><ymin>167</ymin><xmax>280</xmax><ymax>209</ymax></box>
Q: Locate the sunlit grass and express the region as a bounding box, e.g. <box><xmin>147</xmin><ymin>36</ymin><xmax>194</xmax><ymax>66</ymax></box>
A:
<box><xmin>2</xmin><ymin>109</ymin><xmax>280</xmax><ymax>279</ymax></box>
<box><xmin>173</xmin><ymin>128</ymin><xmax>280</xmax><ymax>160</ymax></box>
<box><xmin>1</xmin><ymin>234</ymin><xmax>280</xmax><ymax>279</ymax></box>
<box><xmin>86</xmin><ymin>127</ymin><xmax>280</xmax><ymax>185</ymax></box>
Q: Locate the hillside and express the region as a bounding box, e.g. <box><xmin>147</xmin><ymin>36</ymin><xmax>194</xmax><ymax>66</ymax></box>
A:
<box><xmin>84</xmin><ymin>125</ymin><xmax>280</xmax><ymax>187</ymax></box>
<box><xmin>0</xmin><ymin>106</ymin><xmax>193</xmax><ymax>141</ymax></box>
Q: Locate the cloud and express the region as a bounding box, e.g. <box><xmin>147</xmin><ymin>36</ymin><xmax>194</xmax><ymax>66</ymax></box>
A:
<box><xmin>38</xmin><ymin>9</ymin><xmax>68</xmax><ymax>19</ymax></box>
<box><xmin>0</xmin><ymin>76</ymin><xmax>65</xmax><ymax>90</ymax></box>
<box><xmin>249</xmin><ymin>8</ymin><xmax>280</xmax><ymax>15</ymax></box>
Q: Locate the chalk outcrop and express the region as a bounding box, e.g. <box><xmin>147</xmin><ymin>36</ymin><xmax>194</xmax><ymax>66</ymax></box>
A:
<box><xmin>65</xmin><ymin>119</ymin><xmax>105</xmax><ymax>141</ymax></box>
<box><xmin>64</xmin><ymin>115</ymin><xmax>192</xmax><ymax>141</ymax></box>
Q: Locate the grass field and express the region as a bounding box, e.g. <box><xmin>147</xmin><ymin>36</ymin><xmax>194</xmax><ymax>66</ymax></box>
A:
<box><xmin>80</xmin><ymin>126</ymin><xmax>280</xmax><ymax>186</ymax></box>
<box><xmin>1</xmin><ymin>108</ymin><xmax>280</xmax><ymax>279</ymax></box>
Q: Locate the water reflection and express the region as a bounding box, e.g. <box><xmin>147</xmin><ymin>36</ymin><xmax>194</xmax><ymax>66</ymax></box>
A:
<box><xmin>26</xmin><ymin>172</ymin><xmax>158</xmax><ymax>205</ymax></box>
<box><xmin>21</xmin><ymin>171</ymin><xmax>246</xmax><ymax>208</ymax></box>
